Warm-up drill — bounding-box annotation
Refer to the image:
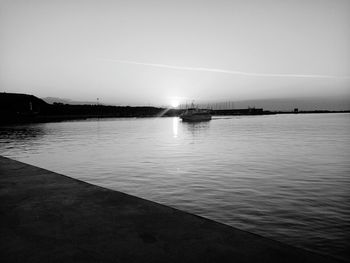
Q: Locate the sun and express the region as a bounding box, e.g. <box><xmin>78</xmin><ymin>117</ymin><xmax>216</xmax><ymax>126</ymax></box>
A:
<box><xmin>171</xmin><ymin>100</ymin><xmax>180</xmax><ymax>108</ymax></box>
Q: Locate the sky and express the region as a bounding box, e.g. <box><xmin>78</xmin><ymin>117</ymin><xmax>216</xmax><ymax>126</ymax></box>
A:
<box><xmin>1</xmin><ymin>0</ymin><xmax>350</xmax><ymax>107</ymax></box>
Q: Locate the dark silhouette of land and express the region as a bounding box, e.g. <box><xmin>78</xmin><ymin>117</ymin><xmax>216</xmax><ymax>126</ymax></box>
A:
<box><xmin>0</xmin><ymin>92</ymin><xmax>179</xmax><ymax>124</ymax></box>
<box><xmin>1</xmin><ymin>92</ymin><xmax>348</xmax><ymax>124</ymax></box>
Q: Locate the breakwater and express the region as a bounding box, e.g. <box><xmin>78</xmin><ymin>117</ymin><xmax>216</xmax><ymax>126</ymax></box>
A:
<box><xmin>0</xmin><ymin>156</ymin><xmax>341</xmax><ymax>263</ymax></box>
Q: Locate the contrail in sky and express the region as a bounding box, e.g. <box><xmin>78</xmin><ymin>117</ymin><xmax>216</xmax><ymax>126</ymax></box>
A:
<box><xmin>102</xmin><ymin>58</ymin><xmax>350</xmax><ymax>79</ymax></box>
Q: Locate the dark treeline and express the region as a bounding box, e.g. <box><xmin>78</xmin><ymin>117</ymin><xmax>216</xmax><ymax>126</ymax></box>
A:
<box><xmin>0</xmin><ymin>93</ymin><xmax>180</xmax><ymax>124</ymax></box>
<box><xmin>45</xmin><ymin>103</ymin><xmax>177</xmax><ymax>117</ymax></box>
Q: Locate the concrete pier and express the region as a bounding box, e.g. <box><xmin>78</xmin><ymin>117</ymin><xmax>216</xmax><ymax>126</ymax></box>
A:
<box><xmin>0</xmin><ymin>156</ymin><xmax>341</xmax><ymax>262</ymax></box>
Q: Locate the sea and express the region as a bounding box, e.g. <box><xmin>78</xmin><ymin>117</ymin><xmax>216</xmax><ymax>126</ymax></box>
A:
<box><xmin>1</xmin><ymin>113</ymin><xmax>349</xmax><ymax>261</ymax></box>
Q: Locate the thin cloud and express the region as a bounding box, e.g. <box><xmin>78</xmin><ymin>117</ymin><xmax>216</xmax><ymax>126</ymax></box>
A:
<box><xmin>102</xmin><ymin>58</ymin><xmax>350</xmax><ymax>80</ymax></box>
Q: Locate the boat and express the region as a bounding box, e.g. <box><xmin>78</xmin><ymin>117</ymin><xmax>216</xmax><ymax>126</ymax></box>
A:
<box><xmin>180</xmin><ymin>107</ymin><xmax>212</xmax><ymax>122</ymax></box>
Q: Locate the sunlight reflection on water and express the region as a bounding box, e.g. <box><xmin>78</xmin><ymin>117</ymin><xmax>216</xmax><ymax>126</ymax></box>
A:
<box><xmin>172</xmin><ymin>117</ymin><xmax>178</xmax><ymax>138</ymax></box>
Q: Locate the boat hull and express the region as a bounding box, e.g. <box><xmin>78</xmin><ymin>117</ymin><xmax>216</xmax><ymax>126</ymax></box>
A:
<box><xmin>180</xmin><ymin>115</ymin><xmax>212</xmax><ymax>122</ymax></box>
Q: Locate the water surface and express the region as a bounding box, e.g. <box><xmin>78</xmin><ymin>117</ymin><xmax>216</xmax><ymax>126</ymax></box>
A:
<box><xmin>1</xmin><ymin>113</ymin><xmax>349</xmax><ymax>260</ymax></box>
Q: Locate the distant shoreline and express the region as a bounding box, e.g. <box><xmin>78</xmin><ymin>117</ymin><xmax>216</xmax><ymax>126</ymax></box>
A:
<box><xmin>1</xmin><ymin>110</ymin><xmax>349</xmax><ymax>125</ymax></box>
<box><xmin>1</xmin><ymin>92</ymin><xmax>349</xmax><ymax>125</ymax></box>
